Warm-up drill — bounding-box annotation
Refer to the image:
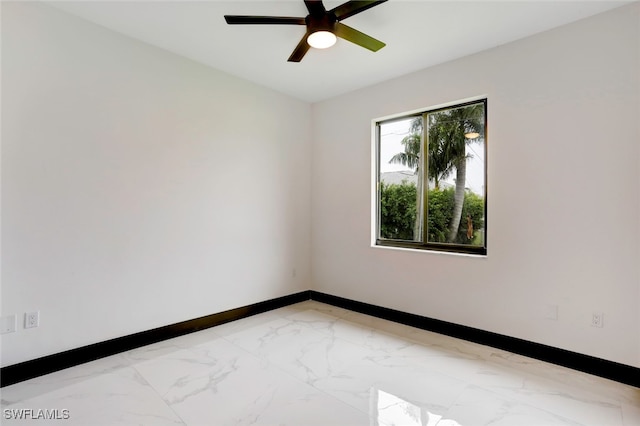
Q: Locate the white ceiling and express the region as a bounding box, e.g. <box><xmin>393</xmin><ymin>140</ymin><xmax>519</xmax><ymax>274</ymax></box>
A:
<box><xmin>49</xmin><ymin>0</ymin><xmax>633</xmax><ymax>102</ymax></box>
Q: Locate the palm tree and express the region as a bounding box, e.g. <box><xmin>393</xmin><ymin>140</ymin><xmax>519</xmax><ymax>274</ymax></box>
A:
<box><xmin>389</xmin><ymin>119</ymin><xmax>422</xmax><ymax>240</ymax></box>
<box><xmin>389</xmin><ymin>128</ymin><xmax>420</xmax><ymax>171</ymax></box>
<box><xmin>389</xmin><ymin>117</ymin><xmax>459</xmax><ymax>189</ymax></box>
<box><xmin>427</xmin><ymin>104</ymin><xmax>484</xmax><ymax>242</ymax></box>
<box><xmin>389</xmin><ymin>104</ymin><xmax>484</xmax><ymax>244</ymax></box>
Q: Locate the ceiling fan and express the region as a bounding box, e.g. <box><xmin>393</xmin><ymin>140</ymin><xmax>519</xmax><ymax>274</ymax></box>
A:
<box><xmin>224</xmin><ymin>0</ymin><xmax>388</xmax><ymax>62</ymax></box>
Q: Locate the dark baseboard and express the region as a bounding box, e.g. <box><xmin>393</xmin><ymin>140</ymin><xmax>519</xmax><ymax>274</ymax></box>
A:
<box><xmin>308</xmin><ymin>291</ymin><xmax>639</xmax><ymax>388</ymax></box>
<box><xmin>3</xmin><ymin>289</ymin><xmax>638</xmax><ymax>388</ymax></box>
<box><xmin>0</xmin><ymin>290</ymin><xmax>311</xmax><ymax>387</ymax></box>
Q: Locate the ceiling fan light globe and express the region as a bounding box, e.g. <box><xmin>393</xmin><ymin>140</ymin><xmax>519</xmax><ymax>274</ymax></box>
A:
<box><xmin>307</xmin><ymin>31</ymin><xmax>337</xmax><ymax>49</ymax></box>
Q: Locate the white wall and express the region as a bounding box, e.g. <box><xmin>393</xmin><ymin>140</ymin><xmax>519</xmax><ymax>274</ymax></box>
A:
<box><xmin>311</xmin><ymin>3</ymin><xmax>640</xmax><ymax>367</ymax></box>
<box><xmin>2</xmin><ymin>1</ymin><xmax>639</xmax><ymax>371</ymax></box>
<box><xmin>1</xmin><ymin>2</ymin><xmax>311</xmax><ymax>367</ymax></box>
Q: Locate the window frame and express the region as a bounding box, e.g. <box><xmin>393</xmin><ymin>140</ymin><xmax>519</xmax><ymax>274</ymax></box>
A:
<box><xmin>374</xmin><ymin>98</ymin><xmax>488</xmax><ymax>256</ymax></box>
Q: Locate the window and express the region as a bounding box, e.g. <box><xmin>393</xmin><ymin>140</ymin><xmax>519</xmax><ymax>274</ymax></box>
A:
<box><xmin>375</xmin><ymin>99</ymin><xmax>487</xmax><ymax>255</ymax></box>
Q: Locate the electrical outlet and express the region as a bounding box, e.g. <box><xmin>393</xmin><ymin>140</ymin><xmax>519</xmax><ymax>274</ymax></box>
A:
<box><xmin>591</xmin><ymin>312</ymin><xmax>604</xmax><ymax>328</ymax></box>
<box><xmin>0</xmin><ymin>314</ymin><xmax>17</xmax><ymax>334</ymax></box>
<box><xmin>25</xmin><ymin>311</ymin><xmax>40</xmax><ymax>329</ymax></box>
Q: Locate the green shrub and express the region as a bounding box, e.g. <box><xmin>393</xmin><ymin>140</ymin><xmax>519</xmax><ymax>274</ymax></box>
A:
<box><xmin>380</xmin><ymin>182</ymin><xmax>484</xmax><ymax>245</ymax></box>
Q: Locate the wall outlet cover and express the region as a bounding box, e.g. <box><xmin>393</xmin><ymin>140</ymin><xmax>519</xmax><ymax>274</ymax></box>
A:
<box><xmin>1</xmin><ymin>314</ymin><xmax>17</xmax><ymax>334</ymax></box>
<box><xmin>25</xmin><ymin>311</ymin><xmax>40</xmax><ymax>329</ymax></box>
<box><xmin>591</xmin><ymin>312</ymin><xmax>604</xmax><ymax>328</ymax></box>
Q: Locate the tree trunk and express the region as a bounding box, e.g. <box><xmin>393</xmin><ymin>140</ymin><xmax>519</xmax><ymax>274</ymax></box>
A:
<box><xmin>413</xmin><ymin>169</ymin><xmax>423</xmax><ymax>241</ymax></box>
<box><xmin>447</xmin><ymin>157</ymin><xmax>466</xmax><ymax>243</ymax></box>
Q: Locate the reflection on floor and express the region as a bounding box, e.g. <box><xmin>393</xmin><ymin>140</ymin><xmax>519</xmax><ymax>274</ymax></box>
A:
<box><xmin>2</xmin><ymin>301</ymin><xmax>639</xmax><ymax>425</ymax></box>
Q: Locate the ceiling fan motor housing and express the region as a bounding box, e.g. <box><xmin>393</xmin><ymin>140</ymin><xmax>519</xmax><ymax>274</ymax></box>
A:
<box><xmin>306</xmin><ymin>13</ymin><xmax>337</xmax><ymax>34</ymax></box>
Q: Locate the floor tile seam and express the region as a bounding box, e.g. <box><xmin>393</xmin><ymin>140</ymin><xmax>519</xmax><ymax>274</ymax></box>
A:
<box><xmin>300</xmin><ymin>376</ymin><xmax>374</xmax><ymax>419</ymax></box>
<box><xmin>252</xmin><ymin>353</ymin><xmax>374</xmax><ymax>419</ymax></box>
<box><xmin>397</xmin><ymin>350</ymin><xmax>584</xmax><ymax>395</ymax></box>
<box><xmin>182</xmin><ymin>331</ymin><xmax>241</xmax><ymax>354</ymax></box>
<box><xmin>335</xmin><ymin>310</ymin><xmax>572</xmax><ymax>369</ymax></box>
<box><xmin>385</xmin><ymin>331</ymin><xmax>511</xmax><ymax>364</ymax></box>
<box><xmin>491</xmin><ymin>374</ymin><xmax>626</xmax><ymax>407</ymax></box>
<box><xmin>280</xmin><ymin>308</ymin><xmax>352</xmax><ymax>325</ymax></box>
<box><xmin>217</xmin><ymin>315</ymin><xmax>375</xmax><ymax>376</ymax></box>
<box><xmin>379</xmin><ymin>346</ymin><xmax>630</xmax><ymax>420</ymax></box>
<box><xmin>621</xmin><ymin>404</ymin><xmax>640</xmax><ymax>426</ymax></box>
<box><xmin>130</xmin><ymin>350</ymin><xmax>208</xmax><ymax>387</ymax></box>
<box><xmin>290</xmin><ymin>313</ymin><xmax>420</xmax><ymax>351</ymax></box>
<box><xmin>245</xmin><ymin>311</ymin><xmax>639</xmax><ymax>403</ymax></box>
<box><xmin>20</xmin><ymin>366</ymin><xmax>184</xmax><ymax>425</ymax></box>
<box><xmin>216</xmin><ymin>328</ymin><xmax>375</xmax><ymax>419</ymax></box>
<box><xmin>333</xmin><ymin>322</ymin><xmax>514</xmax><ymax>374</ymax></box>
<box><xmin>176</xmin><ymin>327</ymin><xmax>226</xmax><ymax>346</ymax></box>
<box><xmin>460</xmin><ymin>383</ymin><xmax>594</xmax><ymax>426</ymax></box>
<box><xmin>209</xmin><ymin>313</ymin><xmax>393</xmax><ymax>418</ymax></box>
<box><xmin>373</xmin><ymin>356</ymin><xmax>480</xmax><ymax>398</ymax></box>
<box><xmin>274</xmin><ymin>332</ymin><xmax>486</xmax><ymax>418</ymax></box>
<box><xmin>284</xmin><ymin>308</ymin><xmax>505</xmax><ymax>363</ymax></box>
<box><xmin>216</xmin><ymin>332</ymin><xmax>291</xmax><ymax>366</ymax></box>
<box><xmin>0</xmin><ymin>380</ymin><xmax>80</xmax><ymax>408</ymax></box>
<box><xmin>438</xmin><ymin>383</ymin><xmax>478</xmax><ymax>421</ymax></box>
<box><xmin>480</xmin><ymin>362</ymin><xmax>638</xmax><ymax>409</ymax></box>
<box><xmin>279</xmin><ymin>316</ymin><xmax>420</xmax><ymax>372</ymax></box>
<box><xmin>210</xmin><ymin>310</ymin><xmax>608</xmax><ymax>405</ymax></box>
<box><xmin>333</xmin><ymin>307</ymin><xmax>640</xmax><ymax>394</ymax></box>
<box><xmin>329</xmin><ymin>312</ymin><xmax>506</xmax><ymax>360</ymax></box>
<box><xmin>260</xmin><ymin>312</ymin><xmax>352</xmax><ymax>345</ymax></box>
<box><xmin>481</xmin><ymin>353</ymin><xmax>633</xmax><ymax>393</ymax></box>
<box><xmin>270</xmin><ymin>306</ymin><xmax>320</xmax><ymax>319</ymax></box>
<box><xmin>162</xmin><ymin>314</ymin><xmax>341</xmax><ymax>378</ymax></box>
<box><xmin>0</xmin><ymin>360</ymin><xmax>136</xmax><ymax>409</ymax></box>
<box><xmin>285</xmin><ymin>314</ymin><xmax>529</xmax><ymax>383</ymax></box>
<box><xmin>284</xmin><ymin>302</ymin><xmax>356</xmax><ymax>319</ymax></box>
<box><xmin>376</xmin><ymin>327</ymin><xmax>623</xmax><ymax>398</ymax></box>
<box><xmin>122</xmin><ymin>343</ymin><xmax>192</xmax><ymax>366</ymax></box>
<box><xmin>207</xmin><ymin>316</ymin><xmax>303</xmax><ymax>343</ymax></box>
<box><xmin>378</xmin><ymin>355</ymin><xmax>495</xmax><ymax>390</ymax></box>
<box><xmin>475</xmin><ymin>380</ymin><xmax>624</xmax><ymax>425</ymax></box>
<box><xmin>132</xmin><ymin>336</ymin><xmax>273</xmax><ymax>397</ymax></box>
<box><xmin>129</xmin><ymin>361</ymin><xmax>194</xmax><ymax>426</ymax></box>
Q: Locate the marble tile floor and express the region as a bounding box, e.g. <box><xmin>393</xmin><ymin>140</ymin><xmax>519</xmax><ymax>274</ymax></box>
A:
<box><xmin>1</xmin><ymin>301</ymin><xmax>639</xmax><ymax>425</ymax></box>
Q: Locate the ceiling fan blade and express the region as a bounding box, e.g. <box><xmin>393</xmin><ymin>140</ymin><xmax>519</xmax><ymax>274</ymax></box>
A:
<box><xmin>288</xmin><ymin>33</ymin><xmax>311</xmax><ymax>62</ymax></box>
<box><xmin>224</xmin><ymin>15</ymin><xmax>306</xmax><ymax>25</ymax></box>
<box><xmin>330</xmin><ymin>0</ymin><xmax>388</xmax><ymax>21</ymax></box>
<box><xmin>304</xmin><ymin>0</ymin><xmax>326</xmax><ymax>16</ymax></box>
<box><xmin>334</xmin><ymin>22</ymin><xmax>385</xmax><ymax>51</ymax></box>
